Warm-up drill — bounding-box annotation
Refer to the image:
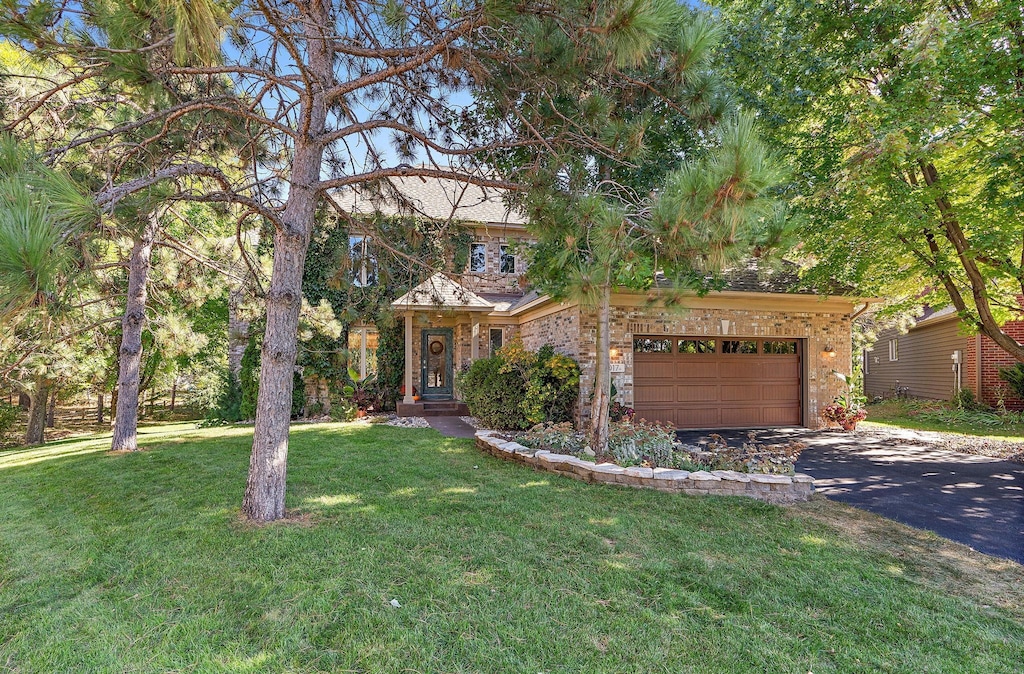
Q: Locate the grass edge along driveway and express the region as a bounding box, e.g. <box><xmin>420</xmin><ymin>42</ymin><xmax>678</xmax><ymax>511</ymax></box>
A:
<box><xmin>1</xmin><ymin>422</ymin><xmax>1022</xmax><ymax>673</ymax></box>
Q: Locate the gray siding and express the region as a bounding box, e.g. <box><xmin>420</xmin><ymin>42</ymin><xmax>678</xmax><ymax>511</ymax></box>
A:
<box><xmin>864</xmin><ymin>319</ymin><xmax>968</xmax><ymax>400</ymax></box>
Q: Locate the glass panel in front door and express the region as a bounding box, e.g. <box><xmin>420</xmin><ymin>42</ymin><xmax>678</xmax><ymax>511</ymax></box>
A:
<box><xmin>426</xmin><ymin>335</ymin><xmax>447</xmax><ymax>388</ymax></box>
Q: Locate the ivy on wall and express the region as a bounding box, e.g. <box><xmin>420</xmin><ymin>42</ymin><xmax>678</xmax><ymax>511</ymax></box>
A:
<box><xmin>296</xmin><ymin>211</ymin><xmax>474</xmax><ymax>408</ymax></box>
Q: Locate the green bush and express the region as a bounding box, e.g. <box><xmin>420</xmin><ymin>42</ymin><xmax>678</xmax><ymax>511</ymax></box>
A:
<box><xmin>0</xmin><ymin>402</ymin><xmax>20</xmax><ymax>442</ymax></box>
<box><xmin>206</xmin><ymin>370</ymin><xmax>243</xmax><ymax>423</ymax></box>
<box><xmin>239</xmin><ymin>334</ymin><xmax>260</xmax><ymax>420</ymax></box>
<box><xmin>998</xmin><ymin>363</ymin><xmax>1024</xmax><ymax>400</ymax></box>
<box><xmin>458</xmin><ymin>341</ymin><xmax>581</xmax><ymax>431</ymax></box>
<box><xmin>458</xmin><ymin>356</ymin><xmax>528</xmax><ymax>430</ymax></box>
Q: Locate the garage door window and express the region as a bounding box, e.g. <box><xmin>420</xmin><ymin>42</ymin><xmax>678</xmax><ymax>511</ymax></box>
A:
<box><xmin>721</xmin><ymin>340</ymin><xmax>758</xmax><ymax>354</ymax></box>
<box><xmin>634</xmin><ymin>337</ymin><xmax>671</xmax><ymax>353</ymax></box>
<box><xmin>764</xmin><ymin>341</ymin><xmax>798</xmax><ymax>355</ymax></box>
<box><xmin>678</xmin><ymin>339</ymin><xmax>716</xmax><ymax>354</ymax></box>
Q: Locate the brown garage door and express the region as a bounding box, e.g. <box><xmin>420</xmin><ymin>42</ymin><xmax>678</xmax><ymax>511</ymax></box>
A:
<box><xmin>633</xmin><ymin>336</ymin><xmax>802</xmax><ymax>429</ymax></box>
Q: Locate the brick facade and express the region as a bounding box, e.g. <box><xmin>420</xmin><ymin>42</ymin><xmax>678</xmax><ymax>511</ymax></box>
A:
<box><xmin>456</xmin><ymin>229</ymin><xmax>534</xmax><ymax>295</ymax></box>
<box><xmin>975</xmin><ymin>322</ymin><xmax>1024</xmax><ymax>410</ymax></box>
<box><xmin>515</xmin><ymin>297</ymin><xmax>853</xmax><ymax>429</ymax></box>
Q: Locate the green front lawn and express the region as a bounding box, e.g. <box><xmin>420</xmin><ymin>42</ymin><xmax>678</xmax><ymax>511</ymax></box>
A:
<box><xmin>1</xmin><ymin>423</ymin><xmax>1022</xmax><ymax>672</ymax></box>
<box><xmin>864</xmin><ymin>399</ymin><xmax>1024</xmax><ymax>441</ymax></box>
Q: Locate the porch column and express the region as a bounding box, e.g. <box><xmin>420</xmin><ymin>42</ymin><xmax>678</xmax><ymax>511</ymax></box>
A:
<box><xmin>403</xmin><ymin>312</ymin><xmax>415</xmax><ymax>404</ymax></box>
<box><xmin>471</xmin><ymin>321</ymin><xmax>480</xmax><ymax>361</ymax></box>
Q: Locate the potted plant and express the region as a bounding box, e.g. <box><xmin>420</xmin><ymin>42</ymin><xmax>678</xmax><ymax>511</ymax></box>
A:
<box><xmin>821</xmin><ymin>393</ymin><xmax>868</xmax><ymax>431</ymax></box>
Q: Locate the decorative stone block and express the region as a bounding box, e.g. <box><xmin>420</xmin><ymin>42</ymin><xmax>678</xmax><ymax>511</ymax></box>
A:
<box><xmin>623</xmin><ymin>466</ymin><xmax>654</xmax><ymax>479</ymax></box>
<box><xmin>711</xmin><ymin>470</ymin><xmax>751</xmax><ymax>483</ymax></box>
<box><xmin>749</xmin><ymin>474</ymin><xmax>792</xmax><ymax>484</ymax></box>
<box><xmin>688</xmin><ymin>471</ymin><xmax>721</xmax><ymax>481</ymax></box>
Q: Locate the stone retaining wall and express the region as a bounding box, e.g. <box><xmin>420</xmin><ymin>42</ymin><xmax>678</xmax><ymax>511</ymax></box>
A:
<box><xmin>476</xmin><ymin>431</ymin><xmax>814</xmax><ymax>504</ymax></box>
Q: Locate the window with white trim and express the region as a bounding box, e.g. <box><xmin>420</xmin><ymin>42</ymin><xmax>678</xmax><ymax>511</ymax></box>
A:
<box><xmin>469</xmin><ymin>242</ymin><xmax>486</xmax><ymax>272</ymax></box>
<box><xmin>489</xmin><ymin>328</ymin><xmax>503</xmax><ymax>355</ymax></box>
<box><xmin>499</xmin><ymin>245</ymin><xmax>516</xmax><ymax>274</ymax></box>
<box><xmin>350</xmin><ymin>235</ymin><xmax>377</xmax><ymax>287</ymax></box>
<box><xmin>888</xmin><ymin>339</ymin><xmax>899</xmax><ymax>361</ymax></box>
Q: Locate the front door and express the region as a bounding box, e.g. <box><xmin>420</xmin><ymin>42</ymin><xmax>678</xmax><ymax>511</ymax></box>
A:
<box><xmin>421</xmin><ymin>328</ymin><xmax>454</xmax><ymax>400</ymax></box>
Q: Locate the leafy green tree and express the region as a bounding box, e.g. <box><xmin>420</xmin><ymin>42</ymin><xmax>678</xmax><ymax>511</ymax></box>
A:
<box><xmin>715</xmin><ymin>0</ymin><xmax>1024</xmax><ymax>357</ymax></box>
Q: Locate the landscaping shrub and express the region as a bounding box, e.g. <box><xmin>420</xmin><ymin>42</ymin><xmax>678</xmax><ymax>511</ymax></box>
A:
<box><xmin>458</xmin><ymin>355</ymin><xmax>528</xmax><ymax>430</ymax></box>
<box><xmin>951</xmin><ymin>387</ymin><xmax>985</xmax><ymax>411</ymax></box>
<box><xmin>206</xmin><ymin>370</ymin><xmax>243</xmax><ymax>423</ymax></box>
<box><xmin>998</xmin><ymin>363</ymin><xmax>1024</xmax><ymax>400</ymax></box>
<box><xmin>239</xmin><ymin>334</ymin><xmax>261</xmax><ymax>420</ymax></box>
<box><xmin>516</xmin><ymin>423</ymin><xmax>806</xmax><ymax>474</ymax></box>
<box><xmin>458</xmin><ymin>341</ymin><xmax>580</xmax><ymax>430</ymax></box>
<box><xmin>0</xmin><ymin>402</ymin><xmax>20</xmax><ymax>443</ymax></box>
<box><xmin>607</xmin><ymin>419</ymin><xmax>676</xmax><ymax>466</ymax></box>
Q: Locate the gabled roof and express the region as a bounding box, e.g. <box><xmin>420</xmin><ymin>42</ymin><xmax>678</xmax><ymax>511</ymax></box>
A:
<box><xmin>392</xmin><ymin>273</ymin><xmax>495</xmax><ymax>311</ymax></box>
<box><xmin>335</xmin><ymin>175</ymin><xmax>527</xmax><ymax>225</ymax></box>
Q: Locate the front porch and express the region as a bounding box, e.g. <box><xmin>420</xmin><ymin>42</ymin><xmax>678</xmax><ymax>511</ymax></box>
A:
<box><xmin>392</xmin><ymin>273</ymin><xmax>516</xmax><ymax>417</ymax></box>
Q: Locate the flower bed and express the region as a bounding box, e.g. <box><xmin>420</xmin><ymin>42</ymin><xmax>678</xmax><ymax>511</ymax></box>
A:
<box><xmin>478</xmin><ymin>429</ymin><xmax>814</xmax><ymax>504</ymax></box>
<box><xmin>515</xmin><ymin>423</ymin><xmax>807</xmax><ymax>475</ymax></box>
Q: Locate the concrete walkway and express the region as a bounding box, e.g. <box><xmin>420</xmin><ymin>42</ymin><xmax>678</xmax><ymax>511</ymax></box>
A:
<box><xmin>677</xmin><ymin>427</ymin><xmax>1024</xmax><ymax>564</ymax></box>
<box><xmin>426</xmin><ymin>416</ymin><xmax>478</xmax><ymax>439</ymax></box>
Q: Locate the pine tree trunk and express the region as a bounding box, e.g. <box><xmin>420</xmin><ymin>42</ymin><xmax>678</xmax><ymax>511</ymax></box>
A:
<box><xmin>111</xmin><ymin>211</ymin><xmax>160</xmax><ymax>452</ymax></box>
<box><xmin>170</xmin><ymin>382</ymin><xmax>177</xmax><ymax>411</ymax></box>
<box><xmin>25</xmin><ymin>375</ymin><xmax>50</xmax><ymax>445</ymax></box>
<box><xmin>96</xmin><ymin>392</ymin><xmax>104</xmax><ymax>424</ymax></box>
<box><xmin>18</xmin><ymin>392</ymin><xmax>30</xmax><ymax>410</ymax></box>
<box><xmin>589</xmin><ymin>282</ymin><xmax>612</xmax><ymax>456</ymax></box>
<box><xmin>46</xmin><ymin>388</ymin><xmax>57</xmax><ymax>428</ymax></box>
<box><xmin>242</xmin><ymin>4</ymin><xmax>331</xmax><ymax>521</ymax></box>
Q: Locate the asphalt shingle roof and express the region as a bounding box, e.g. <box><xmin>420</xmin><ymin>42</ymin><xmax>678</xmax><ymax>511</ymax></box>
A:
<box><xmin>335</xmin><ymin>175</ymin><xmax>526</xmax><ymax>225</ymax></box>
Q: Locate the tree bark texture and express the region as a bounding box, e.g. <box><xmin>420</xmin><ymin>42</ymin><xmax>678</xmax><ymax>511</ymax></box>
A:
<box><xmin>111</xmin><ymin>211</ymin><xmax>160</xmax><ymax>452</ymax></box>
<box><xmin>96</xmin><ymin>392</ymin><xmax>104</xmax><ymax>424</ymax></box>
<box><xmin>242</xmin><ymin>1</ymin><xmax>333</xmax><ymax>522</ymax></box>
<box><xmin>24</xmin><ymin>375</ymin><xmax>50</xmax><ymax>445</ymax></box>
<box><xmin>589</xmin><ymin>282</ymin><xmax>612</xmax><ymax>456</ymax></box>
<box><xmin>46</xmin><ymin>389</ymin><xmax>57</xmax><ymax>428</ymax></box>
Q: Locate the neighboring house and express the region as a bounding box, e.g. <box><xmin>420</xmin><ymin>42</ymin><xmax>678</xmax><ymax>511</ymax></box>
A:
<box><xmin>341</xmin><ymin>177</ymin><xmax>867</xmax><ymax>429</ymax></box>
<box><xmin>864</xmin><ymin>307</ymin><xmax>1024</xmax><ymax>409</ymax></box>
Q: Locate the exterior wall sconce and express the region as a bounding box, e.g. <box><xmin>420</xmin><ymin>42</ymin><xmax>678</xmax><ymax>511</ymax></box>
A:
<box><xmin>821</xmin><ymin>345</ymin><xmax>837</xmax><ymax>359</ymax></box>
<box><xmin>609</xmin><ymin>348</ymin><xmax>619</xmax><ymax>358</ymax></box>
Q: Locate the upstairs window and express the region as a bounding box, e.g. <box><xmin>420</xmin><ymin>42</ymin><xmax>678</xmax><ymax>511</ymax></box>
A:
<box><xmin>888</xmin><ymin>339</ymin><xmax>899</xmax><ymax>361</ymax></box>
<box><xmin>350</xmin><ymin>235</ymin><xmax>377</xmax><ymax>287</ymax></box>
<box><xmin>469</xmin><ymin>243</ymin><xmax>487</xmax><ymax>272</ymax></box>
<box><xmin>500</xmin><ymin>245</ymin><xmax>516</xmax><ymax>274</ymax></box>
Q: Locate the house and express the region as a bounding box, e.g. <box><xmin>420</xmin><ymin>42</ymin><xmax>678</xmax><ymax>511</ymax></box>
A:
<box><xmin>863</xmin><ymin>307</ymin><xmax>1024</xmax><ymax>409</ymax></box>
<box><xmin>343</xmin><ymin>177</ymin><xmax>868</xmax><ymax>429</ymax></box>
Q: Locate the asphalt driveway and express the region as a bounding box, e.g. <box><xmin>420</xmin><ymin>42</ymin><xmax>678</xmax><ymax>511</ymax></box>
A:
<box><xmin>676</xmin><ymin>427</ymin><xmax>1024</xmax><ymax>564</ymax></box>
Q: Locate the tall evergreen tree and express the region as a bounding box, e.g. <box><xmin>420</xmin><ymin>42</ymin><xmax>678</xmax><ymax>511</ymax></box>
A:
<box><xmin>489</xmin><ymin>5</ymin><xmax>784</xmax><ymax>453</ymax></box>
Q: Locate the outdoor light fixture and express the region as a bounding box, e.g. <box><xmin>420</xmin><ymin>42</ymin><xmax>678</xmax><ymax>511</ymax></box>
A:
<box><xmin>609</xmin><ymin>348</ymin><xmax>619</xmax><ymax>358</ymax></box>
<box><xmin>821</xmin><ymin>345</ymin><xmax>837</xmax><ymax>359</ymax></box>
